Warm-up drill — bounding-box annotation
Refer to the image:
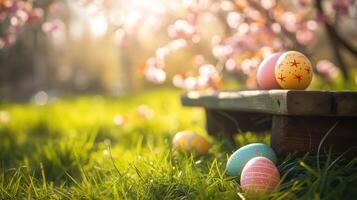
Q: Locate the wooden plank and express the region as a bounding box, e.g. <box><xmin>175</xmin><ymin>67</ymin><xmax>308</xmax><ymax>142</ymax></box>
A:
<box><xmin>181</xmin><ymin>90</ymin><xmax>357</xmax><ymax>116</ymax></box>
<box><xmin>205</xmin><ymin>109</ymin><xmax>271</xmax><ymax>138</ymax></box>
<box><xmin>285</xmin><ymin>90</ymin><xmax>331</xmax><ymax>115</ymax></box>
<box><xmin>182</xmin><ymin>90</ymin><xmax>286</xmax><ymax>114</ymax></box>
<box><xmin>271</xmin><ymin>116</ymin><xmax>357</xmax><ymax>155</ymax></box>
<box><xmin>333</xmin><ymin>92</ymin><xmax>357</xmax><ymax>115</ymax></box>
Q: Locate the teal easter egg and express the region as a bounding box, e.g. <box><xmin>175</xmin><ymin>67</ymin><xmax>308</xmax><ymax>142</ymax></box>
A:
<box><xmin>226</xmin><ymin>143</ymin><xmax>277</xmax><ymax>176</ymax></box>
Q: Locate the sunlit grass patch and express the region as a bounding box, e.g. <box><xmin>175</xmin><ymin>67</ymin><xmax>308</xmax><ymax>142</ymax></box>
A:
<box><xmin>0</xmin><ymin>88</ymin><xmax>356</xmax><ymax>199</ymax></box>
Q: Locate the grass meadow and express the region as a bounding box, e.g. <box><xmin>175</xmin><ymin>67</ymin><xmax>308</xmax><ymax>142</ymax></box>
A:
<box><xmin>0</xmin><ymin>88</ymin><xmax>356</xmax><ymax>199</ymax></box>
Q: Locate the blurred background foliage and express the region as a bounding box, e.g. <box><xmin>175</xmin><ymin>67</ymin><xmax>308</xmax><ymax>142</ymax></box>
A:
<box><xmin>0</xmin><ymin>0</ymin><xmax>356</xmax><ymax>100</ymax></box>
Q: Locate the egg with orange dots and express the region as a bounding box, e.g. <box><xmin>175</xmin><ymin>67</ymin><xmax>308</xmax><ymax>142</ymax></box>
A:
<box><xmin>240</xmin><ymin>157</ymin><xmax>280</xmax><ymax>196</ymax></box>
<box><xmin>172</xmin><ymin>130</ymin><xmax>210</xmax><ymax>154</ymax></box>
<box><xmin>275</xmin><ymin>51</ymin><xmax>313</xmax><ymax>89</ymax></box>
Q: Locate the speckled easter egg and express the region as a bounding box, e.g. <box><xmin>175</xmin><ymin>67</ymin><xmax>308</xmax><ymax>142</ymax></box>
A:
<box><xmin>173</xmin><ymin>131</ymin><xmax>210</xmax><ymax>154</ymax></box>
<box><xmin>257</xmin><ymin>52</ymin><xmax>283</xmax><ymax>89</ymax></box>
<box><xmin>275</xmin><ymin>51</ymin><xmax>313</xmax><ymax>89</ymax></box>
<box><xmin>241</xmin><ymin>157</ymin><xmax>280</xmax><ymax>196</ymax></box>
<box><xmin>226</xmin><ymin>143</ymin><xmax>277</xmax><ymax>176</ymax></box>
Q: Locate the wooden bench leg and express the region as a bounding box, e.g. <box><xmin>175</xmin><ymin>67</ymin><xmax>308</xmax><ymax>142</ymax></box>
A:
<box><xmin>271</xmin><ymin>116</ymin><xmax>357</xmax><ymax>155</ymax></box>
<box><xmin>205</xmin><ymin>109</ymin><xmax>271</xmax><ymax>139</ymax></box>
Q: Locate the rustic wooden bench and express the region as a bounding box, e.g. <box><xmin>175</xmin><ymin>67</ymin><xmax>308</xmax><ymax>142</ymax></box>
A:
<box><xmin>181</xmin><ymin>90</ymin><xmax>357</xmax><ymax>155</ymax></box>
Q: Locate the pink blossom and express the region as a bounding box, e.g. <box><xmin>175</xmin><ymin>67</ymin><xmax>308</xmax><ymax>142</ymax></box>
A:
<box><xmin>168</xmin><ymin>19</ymin><xmax>196</xmax><ymax>40</ymax></box>
<box><xmin>185</xmin><ymin>12</ymin><xmax>198</xmax><ymax>25</ymax></box>
<box><xmin>241</xmin><ymin>59</ymin><xmax>258</xmax><ymax>76</ymax></box>
<box><xmin>144</xmin><ymin>66</ymin><xmax>166</xmax><ymax>84</ymax></box>
<box><xmin>11</xmin><ymin>10</ymin><xmax>28</xmax><ymax>27</ymax></box>
<box><xmin>226</xmin><ymin>12</ymin><xmax>242</xmax><ymax>29</ymax></box>
<box><xmin>136</xmin><ymin>105</ymin><xmax>154</xmax><ymax>119</ymax></box>
<box><xmin>193</xmin><ymin>54</ymin><xmax>205</xmax><ymax>66</ymax></box>
<box><xmin>332</xmin><ymin>0</ymin><xmax>351</xmax><ymax>15</ymax></box>
<box><xmin>168</xmin><ymin>39</ymin><xmax>188</xmax><ymax>51</ymax></box>
<box><xmin>306</xmin><ymin>20</ymin><xmax>318</xmax><ymax>31</ymax></box>
<box><xmin>271</xmin><ymin>23</ymin><xmax>281</xmax><ymax>33</ymax></box>
<box><xmin>113</xmin><ymin>114</ymin><xmax>126</xmax><ymax>127</ymax></box>
<box><xmin>114</xmin><ymin>28</ymin><xmax>127</xmax><ymax>45</ymax></box>
<box><xmin>261</xmin><ymin>0</ymin><xmax>276</xmax><ymax>10</ymax></box>
<box><xmin>211</xmin><ymin>35</ymin><xmax>222</xmax><ymax>46</ymax></box>
<box><xmin>171</xmin><ymin>65</ymin><xmax>222</xmax><ymax>91</ymax></box>
<box><xmin>191</xmin><ymin>33</ymin><xmax>201</xmax><ymax>43</ymax></box>
<box><xmin>2</xmin><ymin>1</ymin><xmax>18</xmax><ymax>13</ymax></box>
<box><xmin>199</xmin><ymin>64</ymin><xmax>219</xmax><ymax>77</ymax></box>
<box><xmin>316</xmin><ymin>60</ymin><xmax>339</xmax><ymax>80</ymax></box>
<box><xmin>42</xmin><ymin>19</ymin><xmax>64</xmax><ymax>34</ymax></box>
<box><xmin>156</xmin><ymin>46</ymin><xmax>171</xmax><ymax>60</ymax></box>
<box><xmin>28</xmin><ymin>8</ymin><xmax>44</xmax><ymax>23</ymax></box>
<box><xmin>48</xmin><ymin>1</ymin><xmax>65</xmax><ymax>14</ymax></box>
<box><xmin>281</xmin><ymin>12</ymin><xmax>299</xmax><ymax>32</ymax></box>
<box><xmin>146</xmin><ymin>57</ymin><xmax>164</xmax><ymax>69</ymax></box>
<box><xmin>183</xmin><ymin>76</ymin><xmax>197</xmax><ymax>90</ymax></box>
<box><xmin>220</xmin><ymin>1</ymin><xmax>235</xmax><ymax>12</ymax></box>
<box><xmin>296</xmin><ymin>29</ymin><xmax>315</xmax><ymax>45</ymax></box>
<box><xmin>172</xmin><ymin>74</ymin><xmax>185</xmax><ymax>88</ymax></box>
<box><xmin>197</xmin><ymin>75</ymin><xmax>209</xmax><ymax>88</ymax></box>
<box><xmin>237</xmin><ymin>23</ymin><xmax>250</xmax><ymax>35</ymax></box>
<box><xmin>244</xmin><ymin>7</ymin><xmax>261</xmax><ymax>21</ymax></box>
<box><xmin>260</xmin><ymin>46</ymin><xmax>275</xmax><ymax>58</ymax></box>
<box><xmin>225</xmin><ymin>58</ymin><xmax>236</xmax><ymax>72</ymax></box>
<box><xmin>316</xmin><ymin>13</ymin><xmax>330</xmax><ymax>23</ymax></box>
<box><xmin>298</xmin><ymin>0</ymin><xmax>311</xmax><ymax>6</ymax></box>
<box><xmin>212</xmin><ymin>44</ymin><xmax>233</xmax><ymax>60</ymax></box>
<box><xmin>154</xmin><ymin>39</ymin><xmax>188</xmax><ymax>61</ymax></box>
<box><xmin>144</xmin><ymin>57</ymin><xmax>167</xmax><ymax>84</ymax></box>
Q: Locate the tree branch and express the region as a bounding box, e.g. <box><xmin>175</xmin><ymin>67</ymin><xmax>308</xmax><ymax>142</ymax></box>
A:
<box><xmin>327</xmin><ymin>23</ymin><xmax>357</xmax><ymax>56</ymax></box>
<box><xmin>248</xmin><ymin>1</ymin><xmax>307</xmax><ymax>53</ymax></box>
<box><xmin>315</xmin><ymin>0</ymin><xmax>350</xmax><ymax>80</ymax></box>
<box><xmin>315</xmin><ymin>0</ymin><xmax>357</xmax><ymax>56</ymax></box>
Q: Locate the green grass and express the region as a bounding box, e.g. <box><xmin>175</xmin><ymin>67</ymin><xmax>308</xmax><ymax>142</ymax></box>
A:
<box><xmin>0</xmin><ymin>88</ymin><xmax>356</xmax><ymax>199</ymax></box>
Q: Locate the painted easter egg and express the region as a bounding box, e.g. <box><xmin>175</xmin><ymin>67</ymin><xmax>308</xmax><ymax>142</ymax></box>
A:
<box><xmin>275</xmin><ymin>51</ymin><xmax>313</xmax><ymax>89</ymax></box>
<box><xmin>257</xmin><ymin>52</ymin><xmax>283</xmax><ymax>89</ymax></box>
<box><xmin>173</xmin><ymin>131</ymin><xmax>210</xmax><ymax>154</ymax></box>
<box><xmin>241</xmin><ymin>157</ymin><xmax>280</xmax><ymax>196</ymax></box>
<box><xmin>226</xmin><ymin>143</ymin><xmax>277</xmax><ymax>176</ymax></box>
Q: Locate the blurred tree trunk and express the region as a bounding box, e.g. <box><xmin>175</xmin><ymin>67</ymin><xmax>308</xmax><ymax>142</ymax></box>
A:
<box><xmin>118</xmin><ymin>43</ymin><xmax>133</xmax><ymax>93</ymax></box>
<box><xmin>0</xmin><ymin>51</ymin><xmax>8</xmax><ymax>98</ymax></box>
<box><xmin>33</xmin><ymin>28</ymin><xmax>48</xmax><ymax>91</ymax></box>
<box><xmin>118</xmin><ymin>36</ymin><xmax>141</xmax><ymax>93</ymax></box>
<box><xmin>315</xmin><ymin>0</ymin><xmax>357</xmax><ymax>80</ymax></box>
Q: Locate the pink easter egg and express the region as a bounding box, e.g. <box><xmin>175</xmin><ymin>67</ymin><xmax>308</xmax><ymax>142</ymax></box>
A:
<box><xmin>257</xmin><ymin>52</ymin><xmax>283</xmax><ymax>89</ymax></box>
<box><xmin>240</xmin><ymin>157</ymin><xmax>280</xmax><ymax>196</ymax></box>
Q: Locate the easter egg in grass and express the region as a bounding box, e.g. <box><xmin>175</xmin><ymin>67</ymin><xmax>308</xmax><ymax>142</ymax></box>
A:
<box><xmin>172</xmin><ymin>130</ymin><xmax>210</xmax><ymax>154</ymax></box>
<box><xmin>240</xmin><ymin>157</ymin><xmax>280</xmax><ymax>196</ymax></box>
<box><xmin>226</xmin><ymin>143</ymin><xmax>277</xmax><ymax>176</ymax></box>
<box><xmin>257</xmin><ymin>52</ymin><xmax>283</xmax><ymax>89</ymax></box>
<box><xmin>275</xmin><ymin>51</ymin><xmax>313</xmax><ymax>89</ymax></box>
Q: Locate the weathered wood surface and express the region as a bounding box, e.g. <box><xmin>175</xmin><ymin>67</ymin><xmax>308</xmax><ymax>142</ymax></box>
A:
<box><xmin>333</xmin><ymin>92</ymin><xmax>357</xmax><ymax>115</ymax></box>
<box><xmin>181</xmin><ymin>90</ymin><xmax>357</xmax><ymax>154</ymax></box>
<box><xmin>271</xmin><ymin>116</ymin><xmax>357</xmax><ymax>155</ymax></box>
<box><xmin>205</xmin><ymin>109</ymin><xmax>271</xmax><ymax>138</ymax></box>
<box><xmin>181</xmin><ymin>90</ymin><xmax>357</xmax><ymax>116</ymax></box>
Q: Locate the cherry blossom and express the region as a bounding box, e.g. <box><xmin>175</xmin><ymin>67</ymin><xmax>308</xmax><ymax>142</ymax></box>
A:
<box><xmin>1</xmin><ymin>0</ymin><xmax>355</xmax><ymax>88</ymax></box>
<box><xmin>42</xmin><ymin>19</ymin><xmax>64</xmax><ymax>34</ymax></box>
<box><xmin>316</xmin><ymin>60</ymin><xmax>340</xmax><ymax>80</ymax></box>
<box><xmin>136</xmin><ymin>105</ymin><xmax>155</xmax><ymax>119</ymax></box>
<box><xmin>113</xmin><ymin>114</ymin><xmax>126</xmax><ymax>127</ymax></box>
<box><xmin>0</xmin><ymin>0</ymin><xmax>44</xmax><ymax>48</ymax></box>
